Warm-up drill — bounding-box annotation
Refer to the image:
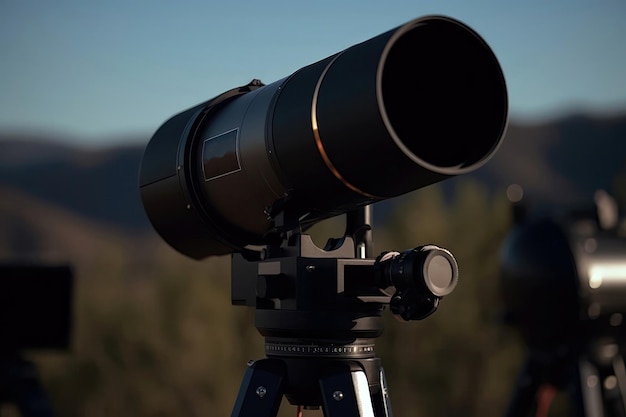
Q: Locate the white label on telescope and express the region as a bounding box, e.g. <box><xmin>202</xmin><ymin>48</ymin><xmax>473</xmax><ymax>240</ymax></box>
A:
<box><xmin>202</xmin><ymin>129</ymin><xmax>241</xmax><ymax>181</ymax></box>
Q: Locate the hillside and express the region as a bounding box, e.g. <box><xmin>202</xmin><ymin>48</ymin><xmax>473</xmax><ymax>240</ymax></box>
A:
<box><xmin>0</xmin><ymin>186</ymin><xmax>143</xmax><ymax>259</ymax></box>
<box><xmin>0</xmin><ymin>137</ymin><xmax>149</xmax><ymax>231</ymax></box>
<box><xmin>479</xmin><ymin>113</ymin><xmax>626</xmax><ymax>211</ymax></box>
<box><xmin>1</xmin><ymin>112</ymin><xmax>625</xmax><ymax>235</ymax></box>
<box><xmin>2</xmin><ymin>112</ymin><xmax>623</xmax><ymax>416</ymax></box>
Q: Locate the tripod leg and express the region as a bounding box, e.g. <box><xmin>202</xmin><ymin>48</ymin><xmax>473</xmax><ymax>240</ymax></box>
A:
<box><xmin>0</xmin><ymin>357</ymin><xmax>55</xmax><ymax>417</ymax></box>
<box><xmin>613</xmin><ymin>354</ymin><xmax>626</xmax><ymax>416</ymax></box>
<box><xmin>370</xmin><ymin>367</ymin><xmax>393</xmax><ymax>417</ymax></box>
<box><xmin>578</xmin><ymin>357</ymin><xmax>605</xmax><ymax>417</ymax></box>
<box><xmin>503</xmin><ymin>356</ymin><xmax>544</xmax><ymax>417</ymax></box>
<box><xmin>231</xmin><ymin>359</ymin><xmax>285</xmax><ymax>417</ymax></box>
<box><xmin>319</xmin><ymin>363</ymin><xmax>377</xmax><ymax>417</ymax></box>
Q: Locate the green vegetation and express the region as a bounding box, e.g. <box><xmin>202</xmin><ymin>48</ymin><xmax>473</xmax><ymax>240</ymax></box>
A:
<box><xmin>13</xmin><ymin>179</ymin><xmax>526</xmax><ymax>417</ymax></box>
<box><xmin>374</xmin><ymin>181</ymin><xmax>523</xmax><ymax>416</ymax></box>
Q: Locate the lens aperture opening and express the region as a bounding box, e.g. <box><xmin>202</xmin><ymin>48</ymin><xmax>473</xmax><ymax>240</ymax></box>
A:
<box><xmin>379</xmin><ymin>17</ymin><xmax>507</xmax><ymax>173</ymax></box>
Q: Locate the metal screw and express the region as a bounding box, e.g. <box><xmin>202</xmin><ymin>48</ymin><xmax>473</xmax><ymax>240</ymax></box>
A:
<box><xmin>256</xmin><ymin>386</ymin><xmax>267</xmax><ymax>398</ymax></box>
<box><xmin>604</xmin><ymin>375</ymin><xmax>618</xmax><ymax>390</ymax></box>
<box><xmin>587</xmin><ymin>375</ymin><xmax>598</xmax><ymax>388</ymax></box>
<box><xmin>306</xmin><ymin>265</ymin><xmax>316</xmax><ymax>272</ymax></box>
<box><xmin>332</xmin><ymin>391</ymin><xmax>344</xmax><ymax>401</ymax></box>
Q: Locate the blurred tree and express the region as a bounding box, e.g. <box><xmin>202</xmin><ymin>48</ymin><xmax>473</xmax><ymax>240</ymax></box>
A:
<box><xmin>17</xmin><ymin>178</ymin><xmax>524</xmax><ymax>417</ymax></box>
<box><xmin>30</xmin><ymin>241</ymin><xmax>264</xmax><ymax>417</ymax></box>
<box><xmin>374</xmin><ymin>180</ymin><xmax>523</xmax><ymax>417</ymax></box>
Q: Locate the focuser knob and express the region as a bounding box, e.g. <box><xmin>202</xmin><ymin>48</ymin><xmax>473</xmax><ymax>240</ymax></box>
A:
<box><xmin>376</xmin><ymin>245</ymin><xmax>459</xmax><ymax>321</ymax></box>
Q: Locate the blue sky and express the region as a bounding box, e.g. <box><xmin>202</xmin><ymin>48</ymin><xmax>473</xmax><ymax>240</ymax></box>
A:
<box><xmin>1</xmin><ymin>0</ymin><xmax>625</xmax><ymax>145</ymax></box>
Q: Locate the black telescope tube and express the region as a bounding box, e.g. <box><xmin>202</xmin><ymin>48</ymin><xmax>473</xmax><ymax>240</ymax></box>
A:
<box><xmin>139</xmin><ymin>15</ymin><xmax>508</xmax><ymax>259</ymax></box>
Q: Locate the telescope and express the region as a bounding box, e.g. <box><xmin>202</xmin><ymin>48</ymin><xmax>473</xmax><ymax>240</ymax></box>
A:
<box><xmin>139</xmin><ymin>15</ymin><xmax>508</xmax><ymax>416</ymax></box>
<box><xmin>500</xmin><ymin>191</ymin><xmax>626</xmax><ymax>417</ymax></box>
<box><xmin>139</xmin><ymin>15</ymin><xmax>507</xmax><ymax>260</ymax></box>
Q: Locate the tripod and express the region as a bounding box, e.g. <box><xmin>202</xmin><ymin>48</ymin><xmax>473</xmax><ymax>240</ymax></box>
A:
<box><xmin>0</xmin><ymin>353</ymin><xmax>55</xmax><ymax>417</ymax></box>
<box><xmin>229</xmin><ymin>208</ymin><xmax>458</xmax><ymax>416</ymax></box>
<box><xmin>504</xmin><ymin>332</ymin><xmax>626</xmax><ymax>417</ymax></box>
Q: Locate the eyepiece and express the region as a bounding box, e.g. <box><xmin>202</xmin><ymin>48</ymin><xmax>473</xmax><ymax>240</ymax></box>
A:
<box><xmin>377</xmin><ymin>245</ymin><xmax>459</xmax><ymax>298</ymax></box>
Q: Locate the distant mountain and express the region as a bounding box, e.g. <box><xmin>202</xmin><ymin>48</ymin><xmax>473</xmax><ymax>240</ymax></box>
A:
<box><xmin>476</xmin><ymin>113</ymin><xmax>626</xmax><ymax>212</ymax></box>
<box><xmin>1</xmin><ymin>112</ymin><xmax>625</xmax><ymax>234</ymax></box>
<box><xmin>0</xmin><ymin>185</ymin><xmax>157</xmax><ymax>260</ymax></box>
<box><xmin>0</xmin><ymin>135</ymin><xmax>149</xmax><ymax>231</ymax></box>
